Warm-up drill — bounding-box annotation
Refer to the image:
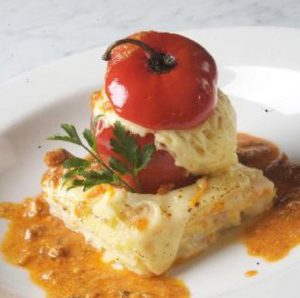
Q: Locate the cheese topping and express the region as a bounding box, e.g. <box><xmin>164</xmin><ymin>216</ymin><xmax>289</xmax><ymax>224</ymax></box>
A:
<box><xmin>92</xmin><ymin>89</ymin><xmax>237</xmax><ymax>175</ymax></box>
<box><xmin>42</xmin><ymin>162</ymin><xmax>275</xmax><ymax>276</ymax></box>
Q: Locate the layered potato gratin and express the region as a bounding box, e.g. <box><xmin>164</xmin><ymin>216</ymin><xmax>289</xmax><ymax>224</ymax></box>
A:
<box><xmin>42</xmin><ymin>156</ymin><xmax>274</xmax><ymax>276</ymax></box>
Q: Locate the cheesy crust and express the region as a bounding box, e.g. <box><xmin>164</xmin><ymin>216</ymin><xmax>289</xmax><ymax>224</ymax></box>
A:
<box><xmin>91</xmin><ymin>89</ymin><xmax>237</xmax><ymax>175</ymax></box>
<box><xmin>42</xmin><ymin>163</ymin><xmax>274</xmax><ymax>276</ymax></box>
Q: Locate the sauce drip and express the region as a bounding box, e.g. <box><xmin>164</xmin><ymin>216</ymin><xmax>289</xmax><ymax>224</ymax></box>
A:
<box><xmin>0</xmin><ymin>196</ymin><xmax>189</xmax><ymax>298</ymax></box>
<box><xmin>238</xmin><ymin>133</ymin><xmax>300</xmax><ymax>261</ymax></box>
<box><xmin>245</xmin><ymin>270</ymin><xmax>258</xmax><ymax>277</ymax></box>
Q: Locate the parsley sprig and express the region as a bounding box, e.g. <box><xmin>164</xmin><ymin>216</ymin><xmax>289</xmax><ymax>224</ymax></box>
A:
<box><xmin>48</xmin><ymin>122</ymin><xmax>155</xmax><ymax>192</ymax></box>
<box><xmin>109</xmin><ymin>122</ymin><xmax>155</xmax><ymax>190</ymax></box>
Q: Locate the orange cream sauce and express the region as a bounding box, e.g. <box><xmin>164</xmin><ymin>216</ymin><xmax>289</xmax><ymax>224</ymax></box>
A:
<box><xmin>243</xmin><ymin>192</ymin><xmax>300</xmax><ymax>261</ymax></box>
<box><xmin>238</xmin><ymin>133</ymin><xmax>300</xmax><ymax>262</ymax></box>
<box><xmin>0</xmin><ymin>196</ymin><xmax>189</xmax><ymax>298</ymax></box>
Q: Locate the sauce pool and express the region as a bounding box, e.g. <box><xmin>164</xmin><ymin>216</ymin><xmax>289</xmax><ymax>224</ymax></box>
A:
<box><xmin>0</xmin><ymin>196</ymin><xmax>189</xmax><ymax>298</ymax></box>
<box><xmin>238</xmin><ymin>133</ymin><xmax>300</xmax><ymax>262</ymax></box>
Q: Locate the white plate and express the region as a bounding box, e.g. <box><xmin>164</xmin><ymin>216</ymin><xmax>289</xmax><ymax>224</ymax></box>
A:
<box><xmin>0</xmin><ymin>27</ymin><xmax>300</xmax><ymax>298</ymax></box>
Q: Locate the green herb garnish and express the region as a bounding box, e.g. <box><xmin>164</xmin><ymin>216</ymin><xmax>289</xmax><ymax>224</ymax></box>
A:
<box><xmin>109</xmin><ymin>121</ymin><xmax>155</xmax><ymax>190</ymax></box>
<box><xmin>48</xmin><ymin>122</ymin><xmax>155</xmax><ymax>192</ymax></box>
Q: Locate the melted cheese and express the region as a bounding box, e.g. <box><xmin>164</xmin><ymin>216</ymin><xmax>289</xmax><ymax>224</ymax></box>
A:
<box><xmin>42</xmin><ymin>163</ymin><xmax>275</xmax><ymax>276</ymax></box>
<box><xmin>92</xmin><ymin>89</ymin><xmax>237</xmax><ymax>175</ymax></box>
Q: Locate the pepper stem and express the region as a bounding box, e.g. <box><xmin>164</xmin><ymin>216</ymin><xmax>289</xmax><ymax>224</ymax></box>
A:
<box><xmin>102</xmin><ymin>38</ymin><xmax>177</xmax><ymax>74</ymax></box>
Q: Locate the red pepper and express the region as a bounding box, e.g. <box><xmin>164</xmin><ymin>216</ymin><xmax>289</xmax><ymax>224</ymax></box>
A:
<box><xmin>94</xmin><ymin>123</ymin><xmax>197</xmax><ymax>193</ymax></box>
<box><xmin>103</xmin><ymin>31</ymin><xmax>218</xmax><ymax>130</ymax></box>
